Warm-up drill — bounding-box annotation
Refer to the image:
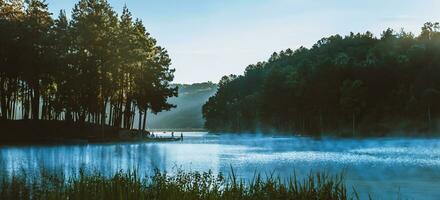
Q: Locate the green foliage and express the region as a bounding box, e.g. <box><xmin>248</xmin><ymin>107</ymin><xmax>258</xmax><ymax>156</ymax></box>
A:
<box><xmin>203</xmin><ymin>23</ymin><xmax>440</xmax><ymax>135</ymax></box>
<box><xmin>0</xmin><ymin>169</ymin><xmax>352</xmax><ymax>200</ymax></box>
<box><xmin>0</xmin><ymin>0</ymin><xmax>177</xmax><ymax>130</ymax></box>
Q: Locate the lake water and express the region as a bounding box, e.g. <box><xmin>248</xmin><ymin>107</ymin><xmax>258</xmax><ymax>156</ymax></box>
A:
<box><xmin>1</xmin><ymin>132</ymin><xmax>439</xmax><ymax>199</ymax></box>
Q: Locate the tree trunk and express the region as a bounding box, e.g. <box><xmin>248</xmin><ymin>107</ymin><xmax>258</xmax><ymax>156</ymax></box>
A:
<box><xmin>138</xmin><ymin>110</ymin><xmax>143</xmax><ymax>131</ymax></box>
<box><xmin>108</xmin><ymin>104</ymin><xmax>113</xmax><ymax>126</ymax></box>
<box><xmin>66</xmin><ymin>109</ymin><xmax>72</xmax><ymax>122</ymax></box>
<box><xmin>142</xmin><ymin>107</ymin><xmax>148</xmax><ymax>131</ymax></box>
<box><xmin>23</xmin><ymin>87</ymin><xmax>31</xmax><ymax>120</ymax></box>
<box><xmin>31</xmin><ymin>87</ymin><xmax>40</xmax><ymax>120</ymax></box>
<box><xmin>101</xmin><ymin>99</ymin><xmax>108</xmax><ymax>138</ymax></box>
<box><xmin>11</xmin><ymin>93</ymin><xmax>16</xmax><ymax>120</ymax></box>
<box><xmin>130</xmin><ymin>106</ymin><xmax>135</xmax><ymax>129</ymax></box>
<box><xmin>0</xmin><ymin>80</ymin><xmax>7</xmax><ymax>119</ymax></box>
<box><xmin>102</xmin><ymin>99</ymin><xmax>108</xmax><ymax>126</ymax></box>
<box><xmin>116</xmin><ymin>101</ymin><xmax>123</xmax><ymax>128</ymax></box>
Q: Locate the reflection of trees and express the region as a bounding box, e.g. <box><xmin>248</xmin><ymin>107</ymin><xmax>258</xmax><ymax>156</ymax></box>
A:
<box><xmin>146</xmin><ymin>144</ymin><xmax>167</xmax><ymax>173</ymax></box>
<box><xmin>0</xmin><ymin>143</ymin><xmax>171</xmax><ymax>178</ymax></box>
<box><xmin>0</xmin><ymin>150</ymin><xmax>8</xmax><ymax>177</ymax></box>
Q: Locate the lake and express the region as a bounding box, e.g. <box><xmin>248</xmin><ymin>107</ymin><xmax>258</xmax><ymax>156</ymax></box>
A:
<box><xmin>0</xmin><ymin>132</ymin><xmax>439</xmax><ymax>199</ymax></box>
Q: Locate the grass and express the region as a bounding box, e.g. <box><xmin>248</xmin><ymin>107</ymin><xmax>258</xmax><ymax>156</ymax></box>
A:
<box><xmin>0</xmin><ymin>168</ymin><xmax>355</xmax><ymax>200</ymax></box>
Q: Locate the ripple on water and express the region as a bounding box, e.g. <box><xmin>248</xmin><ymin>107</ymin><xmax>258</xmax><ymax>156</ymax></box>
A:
<box><xmin>227</xmin><ymin>150</ymin><xmax>440</xmax><ymax>167</ymax></box>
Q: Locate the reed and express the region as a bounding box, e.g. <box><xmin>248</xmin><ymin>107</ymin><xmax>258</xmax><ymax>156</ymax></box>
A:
<box><xmin>0</xmin><ymin>168</ymin><xmax>355</xmax><ymax>200</ymax></box>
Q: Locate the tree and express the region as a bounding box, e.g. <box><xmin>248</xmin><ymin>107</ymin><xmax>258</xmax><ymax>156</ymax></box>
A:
<box><xmin>421</xmin><ymin>88</ymin><xmax>440</xmax><ymax>130</ymax></box>
<box><xmin>23</xmin><ymin>0</ymin><xmax>53</xmax><ymax>120</ymax></box>
<box><xmin>340</xmin><ymin>80</ymin><xmax>366</xmax><ymax>135</ymax></box>
<box><xmin>0</xmin><ymin>0</ymin><xmax>177</xmax><ymax>133</ymax></box>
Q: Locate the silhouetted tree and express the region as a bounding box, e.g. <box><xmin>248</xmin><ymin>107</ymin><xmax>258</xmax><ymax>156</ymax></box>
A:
<box><xmin>0</xmin><ymin>0</ymin><xmax>177</xmax><ymax>132</ymax></box>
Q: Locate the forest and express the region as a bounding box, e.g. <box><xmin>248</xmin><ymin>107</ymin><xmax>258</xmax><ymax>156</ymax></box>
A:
<box><xmin>203</xmin><ymin>22</ymin><xmax>440</xmax><ymax>135</ymax></box>
<box><xmin>0</xmin><ymin>0</ymin><xmax>177</xmax><ymax>131</ymax></box>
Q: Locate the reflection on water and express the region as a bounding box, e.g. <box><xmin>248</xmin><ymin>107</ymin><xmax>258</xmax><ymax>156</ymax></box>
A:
<box><xmin>1</xmin><ymin>132</ymin><xmax>440</xmax><ymax>199</ymax></box>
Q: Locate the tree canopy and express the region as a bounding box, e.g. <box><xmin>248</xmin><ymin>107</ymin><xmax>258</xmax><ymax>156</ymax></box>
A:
<box><xmin>0</xmin><ymin>0</ymin><xmax>177</xmax><ymax>130</ymax></box>
<box><xmin>203</xmin><ymin>23</ymin><xmax>440</xmax><ymax>135</ymax></box>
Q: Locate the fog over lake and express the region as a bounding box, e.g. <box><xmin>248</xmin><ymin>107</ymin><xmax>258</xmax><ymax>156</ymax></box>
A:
<box><xmin>1</xmin><ymin>133</ymin><xmax>439</xmax><ymax>199</ymax></box>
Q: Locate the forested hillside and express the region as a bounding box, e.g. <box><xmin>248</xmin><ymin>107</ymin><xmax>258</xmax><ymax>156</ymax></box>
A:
<box><xmin>148</xmin><ymin>82</ymin><xmax>217</xmax><ymax>129</ymax></box>
<box><xmin>203</xmin><ymin>23</ymin><xmax>440</xmax><ymax>135</ymax></box>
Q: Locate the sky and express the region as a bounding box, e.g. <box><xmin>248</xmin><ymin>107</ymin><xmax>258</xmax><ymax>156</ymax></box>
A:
<box><xmin>45</xmin><ymin>0</ymin><xmax>440</xmax><ymax>84</ymax></box>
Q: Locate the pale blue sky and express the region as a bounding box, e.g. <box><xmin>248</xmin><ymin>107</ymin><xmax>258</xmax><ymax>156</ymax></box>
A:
<box><xmin>46</xmin><ymin>0</ymin><xmax>440</xmax><ymax>83</ymax></box>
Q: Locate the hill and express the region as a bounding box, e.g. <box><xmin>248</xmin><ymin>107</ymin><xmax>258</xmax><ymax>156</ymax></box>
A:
<box><xmin>148</xmin><ymin>82</ymin><xmax>218</xmax><ymax>129</ymax></box>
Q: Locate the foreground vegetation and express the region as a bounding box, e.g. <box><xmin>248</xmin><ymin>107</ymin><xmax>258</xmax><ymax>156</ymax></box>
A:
<box><xmin>0</xmin><ymin>0</ymin><xmax>176</xmax><ymax>132</ymax></box>
<box><xmin>203</xmin><ymin>22</ymin><xmax>440</xmax><ymax>135</ymax></box>
<box><xmin>0</xmin><ymin>169</ymin><xmax>352</xmax><ymax>200</ymax></box>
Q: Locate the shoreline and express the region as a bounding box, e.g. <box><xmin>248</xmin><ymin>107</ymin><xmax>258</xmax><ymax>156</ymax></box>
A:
<box><xmin>0</xmin><ymin>119</ymin><xmax>181</xmax><ymax>145</ymax></box>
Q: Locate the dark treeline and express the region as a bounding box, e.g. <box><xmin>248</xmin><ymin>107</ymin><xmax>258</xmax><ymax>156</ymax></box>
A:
<box><xmin>203</xmin><ymin>23</ymin><xmax>440</xmax><ymax>135</ymax></box>
<box><xmin>0</xmin><ymin>0</ymin><xmax>177</xmax><ymax>130</ymax></box>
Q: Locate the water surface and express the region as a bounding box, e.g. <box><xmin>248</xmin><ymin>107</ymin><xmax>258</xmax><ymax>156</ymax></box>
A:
<box><xmin>1</xmin><ymin>132</ymin><xmax>439</xmax><ymax>199</ymax></box>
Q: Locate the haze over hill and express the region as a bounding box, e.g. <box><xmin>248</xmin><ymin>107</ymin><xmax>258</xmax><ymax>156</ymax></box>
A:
<box><xmin>148</xmin><ymin>82</ymin><xmax>217</xmax><ymax>129</ymax></box>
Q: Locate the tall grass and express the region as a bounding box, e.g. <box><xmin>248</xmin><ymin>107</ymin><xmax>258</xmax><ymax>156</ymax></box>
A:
<box><xmin>0</xmin><ymin>168</ymin><xmax>355</xmax><ymax>200</ymax></box>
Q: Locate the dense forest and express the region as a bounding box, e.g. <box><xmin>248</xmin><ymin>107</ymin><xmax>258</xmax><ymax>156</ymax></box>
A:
<box><xmin>148</xmin><ymin>82</ymin><xmax>217</xmax><ymax>130</ymax></box>
<box><xmin>203</xmin><ymin>23</ymin><xmax>440</xmax><ymax>135</ymax></box>
<box><xmin>0</xmin><ymin>0</ymin><xmax>177</xmax><ymax>131</ymax></box>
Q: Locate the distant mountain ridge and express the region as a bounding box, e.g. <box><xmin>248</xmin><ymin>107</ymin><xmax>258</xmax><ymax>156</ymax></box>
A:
<box><xmin>148</xmin><ymin>82</ymin><xmax>218</xmax><ymax>129</ymax></box>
